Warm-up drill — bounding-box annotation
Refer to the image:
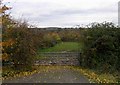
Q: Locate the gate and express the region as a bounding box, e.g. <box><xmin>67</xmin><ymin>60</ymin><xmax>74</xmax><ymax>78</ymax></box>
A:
<box><xmin>35</xmin><ymin>52</ymin><xmax>81</xmax><ymax>66</ymax></box>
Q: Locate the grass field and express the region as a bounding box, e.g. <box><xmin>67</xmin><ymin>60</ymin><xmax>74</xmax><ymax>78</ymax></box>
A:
<box><xmin>38</xmin><ymin>42</ymin><xmax>82</xmax><ymax>52</ymax></box>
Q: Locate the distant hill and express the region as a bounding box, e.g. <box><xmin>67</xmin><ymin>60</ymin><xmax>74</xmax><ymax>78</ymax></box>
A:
<box><xmin>28</xmin><ymin>27</ymin><xmax>81</xmax><ymax>33</ymax></box>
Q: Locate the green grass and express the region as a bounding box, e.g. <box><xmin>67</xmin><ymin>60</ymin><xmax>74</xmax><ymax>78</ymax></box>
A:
<box><xmin>38</xmin><ymin>42</ymin><xmax>82</xmax><ymax>52</ymax></box>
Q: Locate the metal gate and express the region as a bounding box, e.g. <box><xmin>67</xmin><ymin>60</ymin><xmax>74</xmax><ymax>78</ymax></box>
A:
<box><xmin>35</xmin><ymin>52</ymin><xmax>81</xmax><ymax>66</ymax></box>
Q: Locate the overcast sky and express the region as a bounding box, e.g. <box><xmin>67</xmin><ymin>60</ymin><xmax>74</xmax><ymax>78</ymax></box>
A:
<box><xmin>3</xmin><ymin>0</ymin><xmax>119</xmax><ymax>27</ymax></box>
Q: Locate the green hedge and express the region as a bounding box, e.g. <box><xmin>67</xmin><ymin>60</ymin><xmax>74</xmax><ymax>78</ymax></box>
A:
<box><xmin>79</xmin><ymin>22</ymin><xmax>120</xmax><ymax>73</ymax></box>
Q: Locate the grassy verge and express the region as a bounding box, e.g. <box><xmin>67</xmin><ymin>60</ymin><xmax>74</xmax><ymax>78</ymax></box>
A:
<box><xmin>2</xmin><ymin>66</ymin><xmax>36</xmax><ymax>80</ymax></box>
<box><xmin>38</xmin><ymin>42</ymin><xmax>82</xmax><ymax>52</ymax></box>
<box><xmin>2</xmin><ymin>66</ymin><xmax>70</xmax><ymax>80</ymax></box>
<box><xmin>70</xmin><ymin>66</ymin><xmax>119</xmax><ymax>83</ymax></box>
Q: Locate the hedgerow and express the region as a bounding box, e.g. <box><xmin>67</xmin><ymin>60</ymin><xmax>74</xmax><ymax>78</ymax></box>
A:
<box><xmin>79</xmin><ymin>22</ymin><xmax>120</xmax><ymax>73</ymax></box>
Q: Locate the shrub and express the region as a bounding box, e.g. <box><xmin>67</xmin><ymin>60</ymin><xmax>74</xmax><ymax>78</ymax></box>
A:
<box><xmin>79</xmin><ymin>22</ymin><xmax>120</xmax><ymax>73</ymax></box>
<box><xmin>2</xmin><ymin>24</ymin><xmax>36</xmax><ymax>70</ymax></box>
<box><xmin>43</xmin><ymin>32</ymin><xmax>61</xmax><ymax>48</ymax></box>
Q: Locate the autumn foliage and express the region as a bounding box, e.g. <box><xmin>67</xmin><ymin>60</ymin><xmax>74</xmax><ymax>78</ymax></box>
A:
<box><xmin>1</xmin><ymin>2</ymin><xmax>36</xmax><ymax>70</ymax></box>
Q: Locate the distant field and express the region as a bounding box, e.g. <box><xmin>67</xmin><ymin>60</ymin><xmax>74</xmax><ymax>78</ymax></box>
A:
<box><xmin>38</xmin><ymin>42</ymin><xmax>82</xmax><ymax>52</ymax></box>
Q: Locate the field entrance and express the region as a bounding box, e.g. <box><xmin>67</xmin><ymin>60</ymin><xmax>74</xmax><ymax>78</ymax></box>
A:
<box><xmin>36</xmin><ymin>42</ymin><xmax>81</xmax><ymax>66</ymax></box>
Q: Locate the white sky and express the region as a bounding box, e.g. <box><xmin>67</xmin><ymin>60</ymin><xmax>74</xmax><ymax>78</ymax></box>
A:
<box><xmin>3</xmin><ymin>0</ymin><xmax>119</xmax><ymax>27</ymax></box>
